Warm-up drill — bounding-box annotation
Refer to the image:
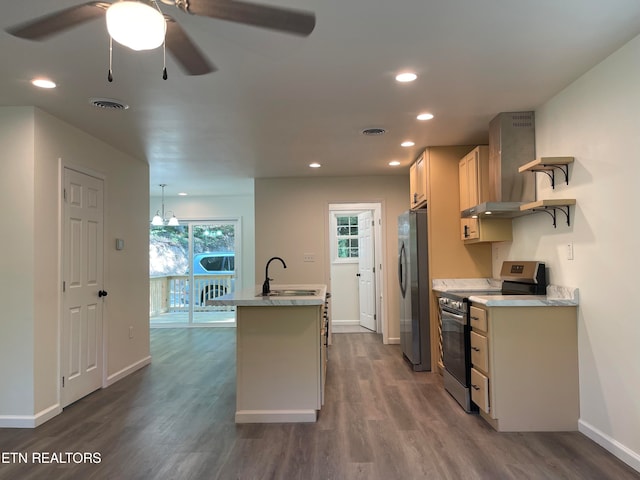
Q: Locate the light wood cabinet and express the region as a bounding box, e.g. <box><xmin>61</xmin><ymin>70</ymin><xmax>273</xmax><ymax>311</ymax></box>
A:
<box><xmin>458</xmin><ymin>146</ymin><xmax>512</xmax><ymax>243</ymax></box>
<box><xmin>422</xmin><ymin>146</ymin><xmax>494</xmax><ymax>372</ymax></box>
<box><xmin>469</xmin><ymin>304</ymin><xmax>579</xmax><ymax>432</ymax></box>
<box><xmin>410</xmin><ymin>150</ymin><xmax>427</xmax><ymax>209</ymax></box>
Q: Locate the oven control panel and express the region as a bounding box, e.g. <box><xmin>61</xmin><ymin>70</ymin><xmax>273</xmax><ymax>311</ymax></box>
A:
<box><xmin>438</xmin><ymin>296</ymin><xmax>465</xmax><ymax>312</ymax></box>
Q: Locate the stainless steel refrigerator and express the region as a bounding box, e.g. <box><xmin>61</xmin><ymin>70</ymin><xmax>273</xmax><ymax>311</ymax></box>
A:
<box><xmin>398</xmin><ymin>209</ymin><xmax>431</xmax><ymax>371</ymax></box>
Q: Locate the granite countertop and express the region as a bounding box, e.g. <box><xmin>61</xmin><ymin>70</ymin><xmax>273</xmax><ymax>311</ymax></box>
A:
<box><xmin>432</xmin><ymin>279</ymin><xmax>579</xmax><ymax>307</ymax></box>
<box><xmin>208</xmin><ymin>284</ymin><xmax>327</xmax><ymax>307</ymax></box>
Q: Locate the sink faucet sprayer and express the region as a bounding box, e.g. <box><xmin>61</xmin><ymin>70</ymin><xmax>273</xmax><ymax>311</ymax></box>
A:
<box><xmin>262</xmin><ymin>256</ymin><xmax>287</xmax><ymax>295</ymax></box>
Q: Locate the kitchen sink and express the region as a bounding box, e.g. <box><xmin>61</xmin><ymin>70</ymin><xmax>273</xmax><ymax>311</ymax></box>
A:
<box><xmin>257</xmin><ymin>289</ymin><xmax>319</xmax><ymax>297</ymax></box>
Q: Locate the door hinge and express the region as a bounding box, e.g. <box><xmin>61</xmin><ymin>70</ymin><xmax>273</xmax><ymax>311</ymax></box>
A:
<box><xmin>63</xmin><ymin>188</ymin><xmax>67</xmax><ymax>201</ymax></box>
<box><xmin>374</xmin><ymin>314</ymin><xmax>377</xmax><ymax>320</ymax></box>
<box><xmin>62</xmin><ymin>376</ymin><xmax>65</xmax><ymax>388</ymax></box>
<box><xmin>63</xmin><ymin>281</ymin><xmax>66</xmax><ymax>292</ymax></box>
<box><xmin>371</xmin><ymin>220</ymin><xmax>375</xmax><ymax>226</ymax></box>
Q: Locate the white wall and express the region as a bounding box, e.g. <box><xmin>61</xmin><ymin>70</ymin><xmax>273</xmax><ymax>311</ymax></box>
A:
<box><xmin>0</xmin><ymin>107</ymin><xmax>150</xmax><ymax>426</ymax></box>
<box><xmin>0</xmin><ymin>108</ymin><xmax>36</xmax><ymax>416</ymax></box>
<box><xmin>149</xmin><ymin>193</ymin><xmax>256</xmax><ymax>290</ymax></box>
<box><xmin>255</xmin><ymin>176</ymin><xmax>408</xmax><ymax>343</ymax></box>
<box><xmin>493</xmin><ymin>34</ymin><xmax>640</xmax><ymax>471</ymax></box>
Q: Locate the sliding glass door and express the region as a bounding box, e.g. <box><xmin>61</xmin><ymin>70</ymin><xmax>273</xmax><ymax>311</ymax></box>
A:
<box><xmin>150</xmin><ymin>219</ymin><xmax>239</xmax><ymax>326</ymax></box>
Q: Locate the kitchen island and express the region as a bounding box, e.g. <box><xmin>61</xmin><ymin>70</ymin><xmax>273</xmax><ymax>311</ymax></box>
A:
<box><xmin>210</xmin><ymin>284</ymin><xmax>328</xmax><ymax>423</ymax></box>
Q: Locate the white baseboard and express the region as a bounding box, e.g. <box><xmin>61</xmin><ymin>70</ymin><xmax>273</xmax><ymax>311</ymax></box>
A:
<box><xmin>579</xmin><ymin>419</ymin><xmax>640</xmax><ymax>473</ymax></box>
<box><xmin>105</xmin><ymin>355</ymin><xmax>152</xmax><ymax>387</ymax></box>
<box><xmin>331</xmin><ymin>319</ymin><xmax>359</xmax><ymax>326</ymax></box>
<box><xmin>235</xmin><ymin>409</ymin><xmax>317</xmax><ymax>423</ymax></box>
<box><xmin>387</xmin><ymin>336</ymin><xmax>400</xmax><ymax>344</ymax></box>
<box><xmin>0</xmin><ymin>403</ymin><xmax>62</xmax><ymax>428</ymax></box>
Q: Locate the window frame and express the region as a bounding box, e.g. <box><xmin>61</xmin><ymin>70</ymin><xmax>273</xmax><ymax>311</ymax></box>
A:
<box><xmin>330</xmin><ymin>211</ymin><xmax>360</xmax><ymax>264</ymax></box>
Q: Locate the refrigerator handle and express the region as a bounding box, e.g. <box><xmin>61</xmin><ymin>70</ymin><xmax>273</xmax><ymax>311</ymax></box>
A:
<box><xmin>399</xmin><ymin>242</ymin><xmax>407</xmax><ymax>298</ymax></box>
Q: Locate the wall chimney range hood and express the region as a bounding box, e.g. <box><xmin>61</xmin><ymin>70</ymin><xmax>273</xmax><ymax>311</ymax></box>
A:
<box><xmin>461</xmin><ymin>111</ymin><xmax>536</xmax><ymax>218</ymax></box>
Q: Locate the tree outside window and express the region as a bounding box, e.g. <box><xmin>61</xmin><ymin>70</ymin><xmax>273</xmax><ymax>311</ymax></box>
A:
<box><xmin>336</xmin><ymin>215</ymin><xmax>359</xmax><ymax>258</ymax></box>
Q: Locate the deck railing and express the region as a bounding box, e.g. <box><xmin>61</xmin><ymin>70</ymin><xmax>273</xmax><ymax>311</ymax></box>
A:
<box><xmin>150</xmin><ymin>274</ymin><xmax>235</xmax><ymax>315</ymax></box>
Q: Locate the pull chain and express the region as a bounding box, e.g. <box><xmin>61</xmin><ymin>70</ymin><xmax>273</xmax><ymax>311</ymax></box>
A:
<box><xmin>107</xmin><ymin>36</ymin><xmax>113</xmax><ymax>82</ymax></box>
<box><xmin>162</xmin><ymin>41</ymin><xmax>168</xmax><ymax>80</ymax></box>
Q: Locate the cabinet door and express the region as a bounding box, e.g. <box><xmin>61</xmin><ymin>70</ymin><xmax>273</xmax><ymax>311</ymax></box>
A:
<box><xmin>410</xmin><ymin>162</ymin><xmax>418</xmax><ymax>207</ymax></box>
<box><xmin>458</xmin><ymin>151</ymin><xmax>480</xmax><ymax>240</ymax></box>
<box><xmin>470</xmin><ymin>306</ymin><xmax>487</xmax><ymax>332</ymax></box>
<box><xmin>410</xmin><ymin>151</ymin><xmax>427</xmax><ymax>208</ymax></box>
<box><xmin>470</xmin><ymin>331</ymin><xmax>489</xmax><ymax>373</ymax></box>
<box><xmin>459</xmin><ymin>155</ymin><xmax>470</xmax><ymax>210</ymax></box>
<box><xmin>471</xmin><ymin>367</ymin><xmax>490</xmax><ymax>414</ymax></box>
<box><xmin>467</xmin><ymin>149</ymin><xmax>480</xmax><ymax>207</ymax></box>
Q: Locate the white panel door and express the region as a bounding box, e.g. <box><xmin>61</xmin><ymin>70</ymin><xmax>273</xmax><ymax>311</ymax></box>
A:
<box><xmin>62</xmin><ymin>168</ymin><xmax>104</xmax><ymax>407</ymax></box>
<box><xmin>358</xmin><ymin>211</ymin><xmax>376</xmax><ymax>331</ymax></box>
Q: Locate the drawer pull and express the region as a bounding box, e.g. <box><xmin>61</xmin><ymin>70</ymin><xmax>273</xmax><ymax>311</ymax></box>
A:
<box><xmin>471</xmin><ymin>384</ymin><xmax>480</xmax><ymax>391</ymax></box>
<box><xmin>471</xmin><ymin>316</ymin><xmax>479</xmax><ymax>320</ymax></box>
<box><xmin>471</xmin><ymin>346</ymin><xmax>480</xmax><ymax>352</ymax></box>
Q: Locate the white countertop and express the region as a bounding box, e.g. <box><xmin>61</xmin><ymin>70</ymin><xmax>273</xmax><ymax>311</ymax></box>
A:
<box><xmin>208</xmin><ymin>284</ymin><xmax>327</xmax><ymax>307</ymax></box>
<box><xmin>432</xmin><ymin>279</ymin><xmax>579</xmax><ymax>307</ymax></box>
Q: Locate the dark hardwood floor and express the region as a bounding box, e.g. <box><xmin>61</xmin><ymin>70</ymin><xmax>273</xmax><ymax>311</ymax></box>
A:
<box><xmin>1</xmin><ymin>329</ymin><xmax>638</xmax><ymax>480</ymax></box>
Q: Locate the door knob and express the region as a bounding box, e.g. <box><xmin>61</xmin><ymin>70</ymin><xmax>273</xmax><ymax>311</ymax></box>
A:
<box><xmin>98</xmin><ymin>290</ymin><xmax>108</xmax><ymax>298</ymax></box>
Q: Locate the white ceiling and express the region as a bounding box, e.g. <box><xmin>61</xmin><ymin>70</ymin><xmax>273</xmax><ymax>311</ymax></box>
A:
<box><xmin>2</xmin><ymin>1</ymin><xmax>640</xmax><ymax>196</ymax></box>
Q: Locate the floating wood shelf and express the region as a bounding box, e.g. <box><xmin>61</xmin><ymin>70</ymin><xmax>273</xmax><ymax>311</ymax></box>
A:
<box><xmin>518</xmin><ymin>157</ymin><xmax>574</xmax><ymax>188</ymax></box>
<box><xmin>520</xmin><ymin>199</ymin><xmax>576</xmax><ymax>228</ymax></box>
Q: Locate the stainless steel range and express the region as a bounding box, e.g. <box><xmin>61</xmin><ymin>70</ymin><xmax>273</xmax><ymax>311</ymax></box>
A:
<box><xmin>438</xmin><ymin>261</ymin><xmax>547</xmax><ymax>412</ymax></box>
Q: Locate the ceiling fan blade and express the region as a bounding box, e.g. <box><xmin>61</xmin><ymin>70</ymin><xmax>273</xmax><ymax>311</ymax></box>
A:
<box><xmin>165</xmin><ymin>17</ymin><xmax>217</xmax><ymax>75</ymax></box>
<box><xmin>6</xmin><ymin>2</ymin><xmax>110</xmax><ymax>40</ymax></box>
<box><xmin>184</xmin><ymin>0</ymin><xmax>316</xmax><ymax>37</ymax></box>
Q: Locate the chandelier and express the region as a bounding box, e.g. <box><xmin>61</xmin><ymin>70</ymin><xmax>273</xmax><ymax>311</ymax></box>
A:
<box><xmin>151</xmin><ymin>184</ymin><xmax>179</xmax><ymax>226</ymax></box>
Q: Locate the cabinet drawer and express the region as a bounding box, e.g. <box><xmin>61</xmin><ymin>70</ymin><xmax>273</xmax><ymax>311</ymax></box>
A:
<box><xmin>471</xmin><ymin>368</ymin><xmax>490</xmax><ymax>414</ymax></box>
<box><xmin>469</xmin><ymin>306</ymin><xmax>487</xmax><ymax>332</ymax></box>
<box><xmin>470</xmin><ymin>331</ymin><xmax>489</xmax><ymax>373</ymax></box>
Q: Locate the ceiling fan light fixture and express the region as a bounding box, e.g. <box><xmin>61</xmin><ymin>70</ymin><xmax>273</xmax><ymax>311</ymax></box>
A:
<box><xmin>106</xmin><ymin>1</ymin><xmax>166</xmax><ymax>51</ymax></box>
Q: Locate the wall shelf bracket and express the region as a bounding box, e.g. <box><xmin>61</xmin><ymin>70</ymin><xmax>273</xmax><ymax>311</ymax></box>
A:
<box><xmin>520</xmin><ymin>199</ymin><xmax>576</xmax><ymax>228</ymax></box>
<box><xmin>530</xmin><ymin>205</ymin><xmax>571</xmax><ymax>228</ymax></box>
<box><xmin>537</xmin><ymin>164</ymin><xmax>570</xmax><ymax>188</ymax></box>
<box><xmin>518</xmin><ymin>157</ymin><xmax>574</xmax><ymax>189</ymax></box>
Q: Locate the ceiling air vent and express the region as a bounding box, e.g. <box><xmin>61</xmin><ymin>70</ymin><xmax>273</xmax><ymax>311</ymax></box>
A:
<box><xmin>361</xmin><ymin>127</ymin><xmax>386</xmax><ymax>136</ymax></box>
<box><xmin>89</xmin><ymin>97</ymin><xmax>129</xmax><ymax>110</ymax></box>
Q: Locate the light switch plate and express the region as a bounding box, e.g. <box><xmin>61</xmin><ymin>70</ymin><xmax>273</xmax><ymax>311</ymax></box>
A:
<box><xmin>303</xmin><ymin>253</ymin><xmax>315</xmax><ymax>262</ymax></box>
<box><xmin>566</xmin><ymin>242</ymin><xmax>574</xmax><ymax>260</ymax></box>
<box><xmin>116</xmin><ymin>238</ymin><xmax>125</xmax><ymax>250</ymax></box>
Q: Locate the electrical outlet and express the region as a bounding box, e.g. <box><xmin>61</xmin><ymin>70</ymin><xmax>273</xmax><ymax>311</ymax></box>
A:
<box><xmin>566</xmin><ymin>242</ymin><xmax>574</xmax><ymax>260</ymax></box>
<box><xmin>303</xmin><ymin>253</ymin><xmax>315</xmax><ymax>262</ymax></box>
<box><xmin>129</xmin><ymin>326</ymin><xmax>134</xmax><ymax>339</ymax></box>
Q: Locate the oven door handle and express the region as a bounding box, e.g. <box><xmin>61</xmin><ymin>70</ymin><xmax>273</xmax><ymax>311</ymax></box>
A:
<box><xmin>441</xmin><ymin>310</ymin><xmax>466</xmax><ymax>325</ymax></box>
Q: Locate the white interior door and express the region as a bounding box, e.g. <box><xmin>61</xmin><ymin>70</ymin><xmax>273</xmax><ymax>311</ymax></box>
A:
<box><xmin>358</xmin><ymin>211</ymin><xmax>376</xmax><ymax>331</ymax></box>
<box><xmin>62</xmin><ymin>168</ymin><xmax>104</xmax><ymax>407</ymax></box>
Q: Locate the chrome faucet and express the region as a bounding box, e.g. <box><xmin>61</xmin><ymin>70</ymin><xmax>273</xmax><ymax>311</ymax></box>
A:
<box><xmin>262</xmin><ymin>256</ymin><xmax>287</xmax><ymax>295</ymax></box>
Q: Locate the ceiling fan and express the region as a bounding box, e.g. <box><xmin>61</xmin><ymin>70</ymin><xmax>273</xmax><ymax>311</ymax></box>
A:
<box><xmin>5</xmin><ymin>0</ymin><xmax>316</xmax><ymax>76</ymax></box>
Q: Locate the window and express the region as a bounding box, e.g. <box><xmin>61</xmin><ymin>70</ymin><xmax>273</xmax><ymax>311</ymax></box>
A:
<box><xmin>336</xmin><ymin>215</ymin><xmax>359</xmax><ymax>259</ymax></box>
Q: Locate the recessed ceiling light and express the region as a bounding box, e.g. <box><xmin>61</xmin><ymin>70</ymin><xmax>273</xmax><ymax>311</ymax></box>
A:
<box><xmin>309</xmin><ymin>162</ymin><xmax>321</xmax><ymax>168</ymax></box>
<box><xmin>178</xmin><ymin>192</ymin><xmax>188</xmax><ymax>196</ymax></box>
<box><xmin>389</xmin><ymin>160</ymin><xmax>401</xmax><ymax>166</ymax></box>
<box><xmin>395</xmin><ymin>72</ymin><xmax>417</xmax><ymax>83</ymax></box>
<box><xmin>417</xmin><ymin>112</ymin><xmax>434</xmax><ymax>121</ymax></box>
<box><xmin>401</xmin><ymin>141</ymin><xmax>415</xmax><ymax>147</ymax></box>
<box><xmin>32</xmin><ymin>78</ymin><xmax>56</xmax><ymax>89</ymax></box>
